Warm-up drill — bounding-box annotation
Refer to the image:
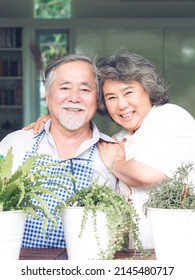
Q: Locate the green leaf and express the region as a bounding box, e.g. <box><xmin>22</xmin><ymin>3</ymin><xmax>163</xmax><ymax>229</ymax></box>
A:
<box><xmin>144</xmin><ymin>162</ymin><xmax>195</xmax><ymax>211</ymax></box>
<box><xmin>0</xmin><ymin>147</ymin><xmax>13</xmax><ymax>182</ymax></box>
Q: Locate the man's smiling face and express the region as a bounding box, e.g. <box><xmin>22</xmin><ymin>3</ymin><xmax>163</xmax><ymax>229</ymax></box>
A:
<box><xmin>46</xmin><ymin>60</ymin><xmax>98</xmax><ymax>131</ymax></box>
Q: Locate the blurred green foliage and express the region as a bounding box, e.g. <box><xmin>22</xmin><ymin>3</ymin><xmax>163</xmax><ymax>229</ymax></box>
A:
<box><xmin>34</xmin><ymin>0</ymin><xmax>71</xmax><ymax>19</ymax></box>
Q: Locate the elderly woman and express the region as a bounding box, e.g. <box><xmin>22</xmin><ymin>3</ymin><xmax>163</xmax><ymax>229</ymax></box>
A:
<box><xmin>26</xmin><ymin>50</ymin><xmax>195</xmax><ymax>249</ymax></box>
<box><xmin>96</xmin><ymin>50</ymin><xmax>195</xmax><ymax>249</ymax></box>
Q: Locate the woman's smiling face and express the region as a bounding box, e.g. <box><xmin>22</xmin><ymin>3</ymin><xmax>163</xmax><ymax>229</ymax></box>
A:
<box><xmin>102</xmin><ymin>79</ymin><xmax>152</xmax><ymax>132</ymax></box>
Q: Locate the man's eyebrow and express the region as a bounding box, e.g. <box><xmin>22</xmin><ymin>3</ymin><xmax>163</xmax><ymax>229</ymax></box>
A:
<box><xmin>82</xmin><ymin>81</ymin><xmax>93</xmax><ymax>87</ymax></box>
<box><xmin>81</xmin><ymin>82</ymin><xmax>97</xmax><ymax>90</ymax></box>
<box><xmin>59</xmin><ymin>80</ymin><xmax>70</xmax><ymax>86</ymax></box>
<box><xmin>58</xmin><ymin>81</ymin><xmax>93</xmax><ymax>86</ymax></box>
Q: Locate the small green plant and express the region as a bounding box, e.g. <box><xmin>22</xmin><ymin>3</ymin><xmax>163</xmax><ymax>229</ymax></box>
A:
<box><xmin>0</xmin><ymin>148</ymin><xmax>67</xmax><ymax>230</ymax></box>
<box><xmin>144</xmin><ymin>162</ymin><xmax>195</xmax><ymax>211</ymax></box>
<box><xmin>64</xmin><ymin>179</ymin><xmax>146</xmax><ymax>260</ymax></box>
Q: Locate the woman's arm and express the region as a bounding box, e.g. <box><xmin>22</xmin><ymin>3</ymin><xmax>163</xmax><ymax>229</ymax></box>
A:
<box><xmin>97</xmin><ymin>140</ymin><xmax>167</xmax><ymax>187</ymax></box>
<box><xmin>23</xmin><ymin>114</ymin><xmax>50</xmax><ymax>134</ymax></box>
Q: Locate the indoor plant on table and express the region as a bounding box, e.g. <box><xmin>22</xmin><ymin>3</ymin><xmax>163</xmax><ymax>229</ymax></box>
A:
<box><xmin>144</xmin><ymin>162</ymin><xmax>195</xmax><ymax>261</ymax></box>
<box><xmin>0</xmin><ymin>148</ymin><xmax>66</xmax><ymax>260</ymax></box>
<box><xmin>61</xmin><ymin>179</ymin><xmax>147</xmax><ymax>260</ymax></box>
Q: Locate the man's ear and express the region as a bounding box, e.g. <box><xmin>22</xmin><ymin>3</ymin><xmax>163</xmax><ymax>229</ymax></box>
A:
<box><xmin>45</xmin><ymin>89</ymin><xmax>49</xmax><ymax>104</ymax></box>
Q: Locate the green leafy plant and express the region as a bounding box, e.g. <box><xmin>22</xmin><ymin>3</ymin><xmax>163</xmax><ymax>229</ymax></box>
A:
<box><xmin>144</xmin><ymin>162</ymin><xmax>195</xmax><ymax>211</ymax></box>
<box><xmin>0</xmin><ymin>148</ymin><xmax>67</xmax><ymax>230</ymax></box>
<box><xmin>64</xmin><ymin>179</ymin><xmax>146</xmax><ymax>260</ymax></box>
<box><xmin>0</xmin><ymin>148</ymin><xmax>147</xmax><ymax>259</ymax></box>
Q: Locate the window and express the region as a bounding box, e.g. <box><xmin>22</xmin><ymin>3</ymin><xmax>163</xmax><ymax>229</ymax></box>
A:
<box><xmin>32</xmin><ymin>1</ymin><xmax>71</xmax><ymax>115</ymax></box>
<box><xmin>34</xmin><ymin>0</ymin><xmax>71</xmax><ymax>19</ymax></box>
<box><xmin>35</xmin><ymin>30</ymin><xmax>69</xmax><ymax>115</ymax></box>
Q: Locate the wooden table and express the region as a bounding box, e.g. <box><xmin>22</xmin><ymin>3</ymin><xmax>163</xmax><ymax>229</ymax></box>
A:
<box><xmin>19</xmin><ymin>248</ymin><xmax>156</xmax><ymax>260</ymax></box>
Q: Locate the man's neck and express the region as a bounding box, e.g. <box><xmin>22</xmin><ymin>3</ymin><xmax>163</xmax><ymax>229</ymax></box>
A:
<box><xmin>49</xmin><ymin>121</ymin><xmax>93</xmax><ymax>159</ymax></box>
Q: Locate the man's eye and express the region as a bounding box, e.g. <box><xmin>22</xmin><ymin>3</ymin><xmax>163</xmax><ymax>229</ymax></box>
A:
<box><xmin>61</xmin><ymin>87</ymin><xmax>69</xmax><ymax>90</ymax></box>
<box><xmin>81</xmin><ymin>88</ymin><xmax>90</xmax><ymax>93</ymax></box>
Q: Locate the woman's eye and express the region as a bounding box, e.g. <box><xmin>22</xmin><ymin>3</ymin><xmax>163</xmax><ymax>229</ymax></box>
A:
<box><xmin>126</xmin><ymin>91</ymin><xmax>132</xmax><ymax>95</ymax></box>
<box><xmin>107</xmin><ymin>96</ymin><xmax>116</xmax><ymax>101</ymax></box>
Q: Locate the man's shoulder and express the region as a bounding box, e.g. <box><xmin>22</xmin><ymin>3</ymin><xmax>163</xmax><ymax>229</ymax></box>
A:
<box><xmin>1</xmin><ymin>129</ymin><xmax>34</xmax><ymax>141</ymax></box>
<box><xmin>99</xmin><ymin>131</ymin><xmax>117</xmax><ymax>143</ymax></box>
<box><xmin>0</xmin><ymin>129</ymin><xmax>35</xmax><ymax>155</ymax></box>
<box><xmin>91</xmin><ymin>121</ymin><xmax>117</xmax><ymax>143</ymax></box>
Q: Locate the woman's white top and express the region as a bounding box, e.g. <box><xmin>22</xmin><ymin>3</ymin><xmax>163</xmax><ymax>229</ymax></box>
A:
<box><xmin>115</xmin><ymin>104</ymin><xmax>195</xmax><ymax>249</ymax></box>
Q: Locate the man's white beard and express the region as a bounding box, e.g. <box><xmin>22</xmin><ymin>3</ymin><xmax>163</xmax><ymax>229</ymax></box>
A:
<box><xmin>59</xmin><ymin>113</ymin><xmax>86</xmax><ymax>130</ymax></box>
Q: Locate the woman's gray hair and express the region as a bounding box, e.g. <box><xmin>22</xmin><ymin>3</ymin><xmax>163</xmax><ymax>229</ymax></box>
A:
<box><xmin>43</xmin><ymin>54</ymin><xmax>99</xmax><ymax>93</ymax></box>
<box><xmin>95</xmin><ymin>50</ymin><xmax>169</xmax><ymax>115</ymax></box>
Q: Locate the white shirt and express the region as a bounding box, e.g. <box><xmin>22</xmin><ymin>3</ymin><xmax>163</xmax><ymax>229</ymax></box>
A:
<box><xmin>115</xmin><ymin>104</ymin><xmax>195</xmax><ymax>249</ymax></box>
<box><xmin>0</xmin><ymin>120</ymin><xmax>119</xmax><ymax>191</ymax></box>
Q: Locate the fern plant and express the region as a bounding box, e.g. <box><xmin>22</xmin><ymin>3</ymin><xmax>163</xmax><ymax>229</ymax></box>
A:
<box><xmin>0</xmin><ymin>148</ymin><xmax>148</xmax><ymax>258</ymax></box>
<box><xmin>0</xmin><ymin>148</ymin><xmax>67</xmax><ymax>229</ymax></box>
<box><xmin>64</xmin><ymin>179</ymin><xmax>147</xmax><ymax>260</ymax></box>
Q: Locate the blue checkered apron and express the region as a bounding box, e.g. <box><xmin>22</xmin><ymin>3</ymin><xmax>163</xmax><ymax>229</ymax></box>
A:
<box><xmin>22</xmin><ymin>130</ymin><xmax>95</xmax><ymax>248</ymax></box>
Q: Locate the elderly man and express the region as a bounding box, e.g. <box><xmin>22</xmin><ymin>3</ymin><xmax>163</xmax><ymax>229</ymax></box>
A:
<box><xmin>0</xmin><ymin>54</ymin><xmax>119</xmax><ymax>248</ymax></box>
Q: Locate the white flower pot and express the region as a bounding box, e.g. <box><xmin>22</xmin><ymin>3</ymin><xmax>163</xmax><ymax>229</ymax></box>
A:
<box><xmin>0</xmin><ymin>210</ymin><xmax>26</xmax><ymax>260</ymax></box>
<box><xmin>61</xmin><ymin>207</ymin><xmax>109</xmax><ymax>260</ymax></box>
<box><xmin>147</xmin><ymin>208</ymin><xmax>195</xmax><ymax>261</ymax></box>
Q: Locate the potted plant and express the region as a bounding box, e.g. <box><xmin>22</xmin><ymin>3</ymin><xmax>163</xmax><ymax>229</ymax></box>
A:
<box><xmin>61</xmin><ymin>179</ymin><xmax>146</xmax><ymax>260</ymax></box>
<box><xmin>144</xmin><ymin>162</ymin><xmax>195</xmax><ymax>261</ymax></box>
<box><xmin>0</xmin><ymin>148</ymin><xmax>66</xmax><ymax>260</ymax></box>
<box><xmin>0</xmin><ymin>148</ymin><xmax>147</xmax><ymax>261</ymax></box>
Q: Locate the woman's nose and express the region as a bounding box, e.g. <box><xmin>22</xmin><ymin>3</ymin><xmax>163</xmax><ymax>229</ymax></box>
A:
<box><xmin>117</xmin><ymin>97</ymin><xmax>128</xmax><ymax>109</ymax></box>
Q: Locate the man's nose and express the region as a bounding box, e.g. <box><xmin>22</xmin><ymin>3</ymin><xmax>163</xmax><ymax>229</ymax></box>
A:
<box><xmin>67</xmin><ymin>89</ymin><xmax>81</xmax><ymax>102</ymax></box>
